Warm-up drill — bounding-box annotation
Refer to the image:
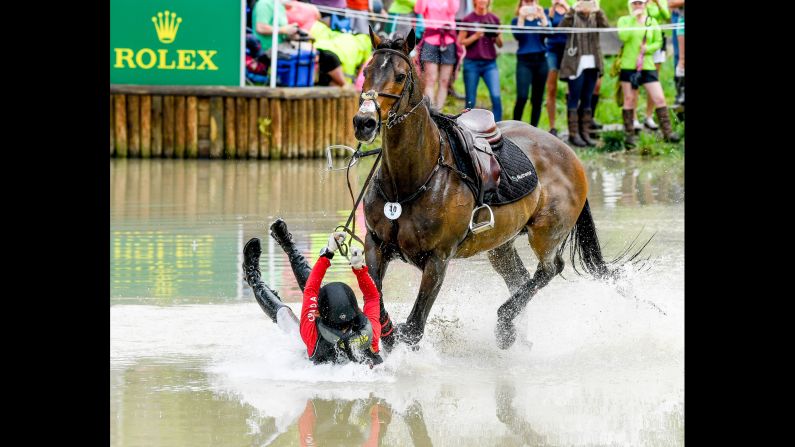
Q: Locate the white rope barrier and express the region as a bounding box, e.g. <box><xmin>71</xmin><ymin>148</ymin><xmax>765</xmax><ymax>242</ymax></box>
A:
<box><xmin>313</xmin><ymin>5</ymin><xmax>684</xmax><ymax>34</ymax></box>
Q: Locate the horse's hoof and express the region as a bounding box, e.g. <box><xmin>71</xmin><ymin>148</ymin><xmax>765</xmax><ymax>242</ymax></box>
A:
<box><xmin>389</xmin><ymin>323</ymin><xmax>422</xmax><ymax>349</ymax></box>
<box><xmin>495</xmin><ymin>319</ymin><xmax>517</xmax><ymax>350</ymax></box>
<box><xmin>380</xmin><ymin>332</ymin><xmax>397</xmax><ymax>353</ymax></box>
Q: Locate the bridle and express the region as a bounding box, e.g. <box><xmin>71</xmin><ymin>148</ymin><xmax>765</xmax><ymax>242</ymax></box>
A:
<box><xmin>357</xmin><ymin>47</ymin><xmax>459</xmax><ymax>208</ymax></box>
<box><xmin>358</xmin><ymin>48</ymin><xmax>425</xmax><ymax>134</ymax></box>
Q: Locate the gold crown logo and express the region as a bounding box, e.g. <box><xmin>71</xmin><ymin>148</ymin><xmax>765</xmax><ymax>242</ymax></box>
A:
<box><xmin>151</xmin><ymin>10</ymin><xmax>182</xmax><ymax>44</ymax></box>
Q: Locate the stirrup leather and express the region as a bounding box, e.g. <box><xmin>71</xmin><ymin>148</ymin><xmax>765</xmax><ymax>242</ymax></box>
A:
<box><xmin>469</xmin><ymin>204</ymin><xmax>495</xmax><ymax>234</ymax></box>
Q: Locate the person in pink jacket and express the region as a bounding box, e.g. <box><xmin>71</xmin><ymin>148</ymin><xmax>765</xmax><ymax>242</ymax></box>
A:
<box><xmin>415</xmin><ymin>0</ymin><xmax>460</xmax><ymax>109</ymax></box>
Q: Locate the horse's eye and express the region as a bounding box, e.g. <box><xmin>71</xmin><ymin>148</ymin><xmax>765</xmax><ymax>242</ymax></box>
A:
<box><xmin>395</xmin><ymin>73</ymin><xmax>406</xmax><ymax>83</ymax></box>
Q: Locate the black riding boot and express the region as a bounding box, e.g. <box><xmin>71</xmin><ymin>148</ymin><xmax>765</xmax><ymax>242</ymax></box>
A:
<box><xmin>243</xmin><ymin>238</ymin><xmax>287</xmax><ymax>323</ymax></box>
<box><xmin>270</xmin><ymin>218</ymin><xmax>313</xmax><ymax>291</ymax></box>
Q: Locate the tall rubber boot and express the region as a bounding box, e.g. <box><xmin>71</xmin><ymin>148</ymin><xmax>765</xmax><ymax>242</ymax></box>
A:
<box><xmin>579</xmin><ymin>109</ymin><xmax>598</xmax><ymax>146</ymax></box>
<box><xmin>622</xmin><ymin>109</ymin><xmax>637</xmax><ymax>149</ymax></box>
<box><xmin>270</xmin><ymin>218</ymin><xmax>312</xmax><ymax>292</ymax></box>
<box><xmin>243</xmin><ymin>238</ymin><xmax>299</xmax><ymax>334</ymax></box>
<box><xmin>655</xmin><ymin>107</ymin><xmax>681</xmax><ymax>142</ymax></box>
<box><xmin>567</xmin><ymin>109</ymin><xmax>587</xmax><ymax>147</ymax></box>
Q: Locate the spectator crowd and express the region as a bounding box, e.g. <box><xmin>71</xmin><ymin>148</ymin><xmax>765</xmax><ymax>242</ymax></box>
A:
<box><xmin>247</xmin><ymin>0</ymin><xmax>684</xmax><ymax>148</ymax></box>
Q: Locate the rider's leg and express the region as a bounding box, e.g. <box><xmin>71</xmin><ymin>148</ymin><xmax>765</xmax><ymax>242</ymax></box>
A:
<box><xmin>243</xmin><ymin>238</ymin><xmax>300</xmax><ymax>335</ymax></box>
<box><xmin>270</xmin><ymin>218</ymin><xmax>312</xmax><ymax>292</ymax></box>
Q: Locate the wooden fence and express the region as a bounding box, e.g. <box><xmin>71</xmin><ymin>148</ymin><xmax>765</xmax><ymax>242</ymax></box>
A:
<box><xmin>110</xmin><ymin>85</ymin><xmax>359</xmax><ymax>159</ymax></box>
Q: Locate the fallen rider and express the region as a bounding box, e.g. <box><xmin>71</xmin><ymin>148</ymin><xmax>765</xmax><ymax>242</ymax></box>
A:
<box><xmin>242</xmin><ymin>219</ymin><xmax>384</xmax><ymax>367</ymax></box>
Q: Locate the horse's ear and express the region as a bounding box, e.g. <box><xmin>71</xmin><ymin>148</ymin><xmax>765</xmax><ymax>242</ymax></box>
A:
<box><xmin>404</xmin><ymin>29</ymin><xmax>416</xmax><ymax>54</ymax></box>
<box><xmin>369</xmin><ymin>25</ymin><xmax>381</xmax><ymax>49</ymax></box>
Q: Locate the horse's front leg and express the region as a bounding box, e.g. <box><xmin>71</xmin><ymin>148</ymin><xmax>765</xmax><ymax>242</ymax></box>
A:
<box><xmin>364</xmin><ymin>231</ymin><xmax>397</xmax><ymax>350</ymax></box>
<box><xmin>397</xmin><ymin>255</ymin><xmax>449</xmax><ymax>347</ymax></box>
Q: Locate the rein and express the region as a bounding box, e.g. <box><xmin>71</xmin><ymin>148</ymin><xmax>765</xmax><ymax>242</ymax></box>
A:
<box><xmin>334</xmin><ymin>46</ymin><xmax>453</xmax><ymax>255</ymax></box>
<box><xmin>334</xmin><ymin>46</ymin><xmax>422</xmax><ymax>254</ymax></box>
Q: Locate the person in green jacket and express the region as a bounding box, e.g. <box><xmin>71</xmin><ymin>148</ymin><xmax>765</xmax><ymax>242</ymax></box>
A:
<box><xmin>387</xmin><ymin>0</ymin><xmax>417</xmax><ymax>39</ymax></box>
<box><xmin>617</xmin><ymin>0</ymin><xmax>680</xmax><ymax>148</ymax></box>
<box><xmin>311</xmin><ymin>21</ymin><xmax>373</xmax><ymax>85</ymax></box>
<box><xmin>637</xmin><ymin>0</ymin><xmax>671</xmax><ymax>130</ymax></box>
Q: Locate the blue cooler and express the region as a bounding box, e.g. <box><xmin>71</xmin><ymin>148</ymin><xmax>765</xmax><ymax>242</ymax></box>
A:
<box><xmin>276</xmin><ymin>38</ymin><xmax>315</xmax><ymax>87</ymax></box>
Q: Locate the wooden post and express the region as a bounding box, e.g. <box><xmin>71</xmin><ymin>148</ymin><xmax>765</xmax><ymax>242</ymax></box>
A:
<box><xmin>197</xmin><ymin>97</ymin><xmax>210</xmax><ymax>158</ymax></box>
<box><xmin>313</xmin><ymin>98</ymin><xmax>322</xmax><ymax>158</ymax></box>
<box><xmin>110</xmin><ymin>96</ymin><xmax>114</xmax><ymax>156</ymax></box>
<box><xmin>282</xmin><ymin>100</ymin><xmax>291</xmax><ymax>159</ymax></box>
<box><xmin>236</xmin><ymin>96</ymin><xmax>247</xmax><ymax>158</ymax></box>
<box><xmin>285</xmin><ymin>100</ymin><xmax>293</xmax><ymax>158</ymax></box>
<box><xmin>175</xmin><ymin>96</ymin><xmax>186</xmax><ymax>158</ymax></box>
<box><xmin>304</xmin><ymin>99</ymin><xmax>313</xmax><ymax>158</ymax></box>
<box><xmin>248</xmin><ymin>97</ymin><xmax>258</xmax><ymax>159</ymax></box>
<box><xmin>258</xmin><ymin>97</ymin><xmax>270</xmax><ymax>159</ymax></box>
<box><xmin>347</xmin><ymin>97</ymin><xmax>356</xmax><ymax>148</ymax></box>
<box><xmin>322</xmin><ymin>98</ymin><xmax>330</xmax><ymax>153</ymax></box>
<box><xmin>151</xmin><ymin>96</ymin><xmax>162</xmax><ymax>157</ymax></box>
<box><xmin>127</xmin><ymin>94</ymin><xmax>140</xmax><ymax>157</ymax></box>
<box><xmin>186</xmin><ymin>96</ymin><xmax>198</xmax><ymax>158</ymax></box>
<box><xmin>209</xmin><ymin>97</ymin><xmax>224</xmax><ymax>158</ymax></box>
<box><xmin>224</xmin><ymin>97</ymin><xmax>236</xmax><ymax>158</ymax></box>
<box><xmin>331</xmin><ymin>98</ymin><xmax>340</xmax><ymax>157</ymax></box>
<box><xmin>341</xmin><ymin>97</ymin><xmax>349</xmax><ymax>152</ymax></box>
<box><xmin>163</xmin><ymin>95</ymin><xmax>175</xmax><ymax>158</ymax></box>
<box><xmin>140</xmin><ymin>95</ymin><xmax>151</xmax><ymax>158</ymax></box>
<box><xmin>299</xmin><ymin>99</ymin><xmax>308</xmax><ymax>158</ymax></box>
<box><xmin>113</xmin><ymin>94</ymin><xmax>127</xmax><ymax>157</ymax></box>
<box><xmin>270</xmin><ymin>98</ymin><xmax>282</xmax><ymax>159</ymax></box>
<box><xmin>294</xmin><ymin>100</ymin><xmax>301</xmax><ymax>158</ymax></box>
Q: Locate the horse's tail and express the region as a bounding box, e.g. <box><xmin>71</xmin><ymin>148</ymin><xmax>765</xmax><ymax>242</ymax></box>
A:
<box><xmin>562</xmin><ymin>199</ymin><xmax>653</xmax><ymax>280</ymax></box>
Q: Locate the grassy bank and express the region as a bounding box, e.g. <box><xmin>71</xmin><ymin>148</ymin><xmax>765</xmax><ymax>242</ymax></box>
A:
<box><xmin>441</xmin><ymin>0</ymin><xmax>684</xmax><ymax>156</ymax></box>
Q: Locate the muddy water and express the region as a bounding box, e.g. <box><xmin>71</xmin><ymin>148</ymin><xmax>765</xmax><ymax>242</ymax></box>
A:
<box><xmin>111</xmin><ymin>156</ymin><xmax>684</xmax><ymax>446</ymax></box>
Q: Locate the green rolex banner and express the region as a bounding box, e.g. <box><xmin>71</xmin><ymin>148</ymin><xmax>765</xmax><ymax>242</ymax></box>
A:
<box><xmin>111</xmin><ymin>0</ymin><xmax>243</xmax><ymax>86</ymax></box>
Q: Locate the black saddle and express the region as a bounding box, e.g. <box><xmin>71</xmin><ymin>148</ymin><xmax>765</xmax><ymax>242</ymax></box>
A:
<box><xmin>433</xmin><ymin>110</ymin><xmax>538</xmax><ymax>208</ymax></box>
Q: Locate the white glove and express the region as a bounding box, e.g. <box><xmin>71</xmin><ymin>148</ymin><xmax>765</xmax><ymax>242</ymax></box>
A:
<box><xmin>326</xmin><ymin>232</ymin><xmax>347</xmax><ymax>253</ymax></box>
<box><xmin>350</xmin><ymin>247</ymin><xmax>366</xmax><ymax>270</ymax></box>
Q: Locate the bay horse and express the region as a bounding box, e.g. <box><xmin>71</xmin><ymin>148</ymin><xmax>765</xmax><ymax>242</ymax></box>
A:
<box><xmin>353</xmin><ymin>29</ymin><xmax>645</xmax><ymax>351</ymax></box>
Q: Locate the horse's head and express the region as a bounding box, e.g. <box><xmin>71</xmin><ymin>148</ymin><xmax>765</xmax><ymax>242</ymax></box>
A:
<box><xmin>353</xmin><ymin>27</ymin><xmax>419</xmax><ymax>143</ymax></box>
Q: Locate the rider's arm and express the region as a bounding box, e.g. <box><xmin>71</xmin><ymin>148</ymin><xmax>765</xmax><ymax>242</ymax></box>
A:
<box><xmin>353</xmin><ymin>265</ymin><xmax>382</xmax><ymax>353</ymax></box>
<box><xmin>300</xmin><ymin>255</ymin><xmax>332</xmax><ymax>356</ymax></box>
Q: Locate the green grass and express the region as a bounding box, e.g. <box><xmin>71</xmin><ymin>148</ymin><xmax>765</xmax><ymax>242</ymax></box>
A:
<box><xmin>438</xmin><ymin>0</ymin><xmax>683</xmax><ymax>157</ymax></box>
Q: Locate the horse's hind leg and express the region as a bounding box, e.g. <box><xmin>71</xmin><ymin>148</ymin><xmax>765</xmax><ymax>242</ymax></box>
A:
<box><xmin>494</xmin><ymin>227</ymin><xmax>566</xmax><ymax>349</ymax></box>
<box><xmin>487</xmin><ymin>241</ymin><xmax>532</xmax><ymax>309</ymax></box>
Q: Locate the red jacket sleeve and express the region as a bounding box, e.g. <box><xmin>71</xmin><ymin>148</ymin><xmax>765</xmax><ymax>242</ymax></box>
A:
<box><xmin>300</xmin><ymin>256</ymin><xmax>331</xmax><ymax>357</ymax></box>
<box><xmin>353</xmin><ymin>266</ymin><xmax>382</xmax><ymax>353</ymax></box>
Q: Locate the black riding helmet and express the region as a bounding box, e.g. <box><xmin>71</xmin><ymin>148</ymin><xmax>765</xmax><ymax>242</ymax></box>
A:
<box><xmin>318</xmin><ymin>282</ymin><xmax>361</xmax><ymax>328</ymax></box>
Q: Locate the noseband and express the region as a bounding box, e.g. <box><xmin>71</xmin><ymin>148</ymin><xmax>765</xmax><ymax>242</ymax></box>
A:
<box><xmin>359</xmin><ymin>48</ymin><xmax>425</xmax><ymax>131</ymax></box>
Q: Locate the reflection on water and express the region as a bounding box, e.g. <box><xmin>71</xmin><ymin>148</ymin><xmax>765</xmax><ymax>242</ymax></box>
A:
<box><xmin>111</xmin><ymin>157</ymin><xmax>684</xmax><ymax>446</ymax></box>
<box><xmin>111</xmin><ymin>158</ymin><xmax>683</xmax><ymax>303</ymax></box>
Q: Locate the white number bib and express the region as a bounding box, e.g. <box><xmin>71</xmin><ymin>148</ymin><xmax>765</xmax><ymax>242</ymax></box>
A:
<box><xmin>383</xmin><ymin>202</ymin><xmax>402</xmax><ymax>220</ymax></box>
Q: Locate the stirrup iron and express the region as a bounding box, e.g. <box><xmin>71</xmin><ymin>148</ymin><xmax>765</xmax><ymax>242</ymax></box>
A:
<box><xmin>469</xmin><ymin>204</ymin><xmax>495</xmax><ymax>234</ymax></box>
<box><xmin>325</xmin><ymin>145</ymin><xmax>359</xmax><ymax>171</ymax></box>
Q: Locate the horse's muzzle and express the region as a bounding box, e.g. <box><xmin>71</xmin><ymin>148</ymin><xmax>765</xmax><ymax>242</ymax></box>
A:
<box><xmin>353</xmin><ymin>111</ymin><xmax>378</xmax><ymax>143</ymax></box>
